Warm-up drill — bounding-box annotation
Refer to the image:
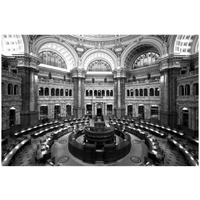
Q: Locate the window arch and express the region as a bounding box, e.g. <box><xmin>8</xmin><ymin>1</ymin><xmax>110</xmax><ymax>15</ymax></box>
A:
<box><xmin>60</xmin><ymin>89</ymin><xmax>64</xmax><ymax>96</ymax></box>
<box><xmin>127</xmin><ymin>90</ymin><xmax>130</xmax><ymax>97</ymax></box>
<box><xmin>135</xmin><ymin>89</ymin><xmax>138</xmax><ymax>96</ymax></box>
<box><xmin>130</xmin><ymin>89</ymin><xmax>133</xmax><ymax>96</ymax></box>
<box><xmin>69</xmin><ymin>89</ymin><xmax>72</xmax><ymax>96</ymax></box>
<box><xmin>86</xmin><ymin>90</ymin><xmax>89</xmax><ymax>96</ymax></box>
<box><xmin>98</xmin><ymin>90</ymin><xmax>101</xmax><ymax>97</ymax></box>
<box><xmin>39</xmin><ymin>87</ymin><xmax>44</xmax><ymax>96</ymax></box>
<box><xmin>45</xmin><ymin>87</ymin><xmax>49</xmax><ymax>96</ymax></box>
<box><xmin>8</xmin><ymin>83</ymin><xmax>13</xmax><ymax>95</ymax></box>
<box><xmin>139</xmin><ymin>89</ymin><xmax>143</xmax><ymax>96</ymax></box>
<box><xmin>90</xmin><ymin>90</ymin><xmax>93</xmax><ymax>96</ymax></box>
<box><xmin>14</xmin><ymin>85</ymin><xmax>19</xmax><ymax>95</ymax></box>
<box><xmin>193</xmin><ymin>83</ymin><xmax>198</xmax><ymax>96</ymax></box>
<box><xmin>150</xmin><ymin>88</ymin><xmax>154</xmax><ymax>96</ymax></box>
<box><xmin>2</xmin><ymin>82</ymin><xmax>6</xmax><ymax>95</ymax></box>
<box><xmin>102</xmin><ymin>90</ymin><xmax>105</xmax><ymax>96</ymax></box>
<box><xmin>133</xmin><ymin>52</ymin><xmax>159</xmax><ymax>68</ymax></box>
<box><xmin>51</xmin><ymin>88</ymin><xmax>55</xmax><ymax>96</ymax></box>
<box><xmin>144</xmin><ymin>88</ymin><xmax>148</xmax><ymax>96</ymax></box>
<box><xmin>110</xmin><ymin>90</ymin><xmax>113</xmax><ymax>96</ymax></box>
<box><xmin>155</xmin><ymin>88</ymin><xmax>160</xmax><ymax>96</ymax></box>
<box><xmin>65</xmin><ymin>89</ymin><xmax>68</xmax><ymax>96</ymax></box>
<box><xmin>94</xmin><ymin>90</ymin><xmax>97</xmax><ymax>96</ymax></box>
<box><xmin>56</xmin><ymin>88</ymin><xmax>59</xmax><ymax>96</ymax></box>
<box><xmin>185</xmin><ymin>84</ymin><xmax>190</xmax><ymax>95</ymax></box>
<box><xmin>106</xmin><ymin>90</ymin><xmax>109</xmax><ymax>96</ymax></box>
<box><xmin>179</xmin><ymin>85</ymin><xmax>184</xmax><ymax>96</ymax></box>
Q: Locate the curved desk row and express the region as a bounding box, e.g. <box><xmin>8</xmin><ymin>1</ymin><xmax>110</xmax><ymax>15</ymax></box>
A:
<box><xmin>14</xmin><ymin>121</ymin><xmax>59</xmax><ymax>138</ymax></box>
<box><xmin>2</xmin><ymin>137</ymin><xmax>31</xmax><ymax>166</ymax></box>
<box><xmin>124</xmin><ymin>125</ymin><xmax>164</xmax><ymax>165</ymax></box>
<box><xmin>168</xmin><ymin>137</ymin><xmax>198</xmax><ymax>166</ymax></box>
<box><xmin>141</xmin><ymin>121</ymin><xmax>184</xmax><ymax>138</ymax></box>
<box><xmin>32</xmin><ymin>124</ymin><xmax>61</xmax><ymax>138</ymax></box>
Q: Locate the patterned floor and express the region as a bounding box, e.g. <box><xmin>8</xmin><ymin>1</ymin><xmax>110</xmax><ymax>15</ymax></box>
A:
<box><xmin>4</xmin><ymin>126</ymin><xmax>192</xmax><ymax>166</ymax></box>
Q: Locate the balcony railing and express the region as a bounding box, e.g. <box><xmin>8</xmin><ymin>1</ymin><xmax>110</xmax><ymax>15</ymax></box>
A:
<box><xmin>177</xmin><ymin>70</ymin><xmax>198</xmax><ymax>79</ymax></box>
<box><xmin>2</xmin><ymin>70</ymin><xmax>21</xmax><ymax>80</ymax></box>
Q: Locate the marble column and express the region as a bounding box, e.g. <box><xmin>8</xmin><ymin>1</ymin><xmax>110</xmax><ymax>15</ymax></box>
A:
<box><xmin>71</xmin><ymin>68</ymin><xmax>86</xmax><ymax>118</ymax></box>
<box><xmin>16</xmin><ymin>54</ymin><xmax>40</xmax><ymax>127</ymax></box>
<box><xmin>159</xmin><ymin>57</ymin><xmax>181</xmax><ymax>128</ymax></box>
<box><xmin>113</xmin><ymin>69</ymin><xmax>126</xmax><ymax>118</ymax></box>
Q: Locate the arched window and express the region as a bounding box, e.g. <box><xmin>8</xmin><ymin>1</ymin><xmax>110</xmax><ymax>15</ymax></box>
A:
<box><xmin>98</xmin><ymin>90</ymin><xmax>101</xmax><ymax>97</ymax></box>
<box><xmin>90</xmin><ymin>90</ymin><xmax>93</xmax><ymax>96</ymax></box>
<box><xmin>39</xmin><ymin>87</ymin><xmax>44</xmax><ymax>96</ymax></box>
<box><xmin>110</xmin><ymin>90</ymin><xmax>113</xmax><ymax>96</ymax></box>
<box><xmin>135</xmin><ymin>89</ymin><xmax>138</xmax><ymax>96</ymax></box>
<box><xmin>106</xmin><ymin>90</ymin><xmax>109</xmax><ymax>96</ymax></box>
<box><xmin>150</xmin><ymin>88</ymin><xmax>154</xmax><ymax>96</ymax></box>
<box><xmin>179</xmin><ymin>85</ymin><xmax>184</xmax><ymax>96</ymax></box>
<box><xmin>8</xmin><ymin>83</ymin><xmax>13</xmax><ymax>95</ymax></box>
<box><xmin>144</xmin><ymin>88</ymin><xmax>148</xmax><ymax>96</ymax></box>
<box><xmin>130</xmin><ymin>89</ymin><xmax>133</xmax><ymax>96</ymax></box>
<box><xmin>69</xmin><ymin>89</ymin><xmax>72</xmax><ymax>96</ymax></box>
<box><xmin>60</xmin><ymin>89</ymin><xmax>64</xmax><ymax>96</ymax></box>
<box><xmin>185</xmin><ymin>84</ymin><xmax>190</xmax><ymax>95</ymax></box>
<box><xmin>45</xmin><ymin>88</ymin><xmax>49</xmax><ymax>96</ymax></box>
<box><xmin>182</xmin><ymin>107</ymin><xmax>189</xmax><ymax>127</ymax></box>
<box><xmin>127</xmin><ymin>90</ymin><xmax>130</xmax><ymax>97</ymax></box>
<box><xmin>193</xmin><ymin>83</ymin><xmax>198</xmax><ymax>95</ymax></box>
<box><xmin>14</xmin><ymin>85</ymin><xmax>19</xmax><ymax>95</ymax></box>
<box><xmin>140</xmin><ymin>89</ymin><xmax>143</xmax><ymax>96</ymax></box>
<box><xmin>102</xmin><ymin>90</ymin><xmax>105</xmax><ymax>96</ymax></box>
<box><xmin>2</xmin><ymin>82</ymin><xmax>6</xmax><ymax>95</ymax></box>
<box><xmin>65</xmin><ymin>89</ymin><xmax>68</xmax><ymax>96</ymax></box>
<box><xmin>86</xmin><ymin>90</ymin><xmax>89</xmax><ymax>96</ymax></box>
<box><xmin>151</xmin><ymin>106</ymin><xmax>159</xmax><ymax>118</ymax></box>
<box><xmin>94</xmin><ymin>90</ymin><xmax>97</xmax><ymax>96</ymax></box>
<box><xmin>51</xmin><ymin>88</ymin><xmax>55</xmax><ymax>96</ymax></box>
<box><xmin>66</xmin><ymin>105</ymin><xmax>72</xmax><ymax>116</ymax></box>
<box><xmin>56</xmin><ymin>88</ymin><xmax>59</xmax><ymax>96</ymax></box>
<box><xmin>155</xmin><ymin>88</ymin><xmax>160</xmax><ymax>96</ymax></box>
<box><xmin>127</xmin><ymin>105</ymin><xmax>133</xmax><ymax>116</ymax></box>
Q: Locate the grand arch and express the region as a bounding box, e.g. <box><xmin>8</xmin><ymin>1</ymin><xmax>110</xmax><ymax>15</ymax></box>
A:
<box><xmin>121</xmin><ymin>36</ymin><xmax>164</xmax><ymax>68</ymax></box>
<box><xmin>32</xmin><ymin>36</ymin><xmax>78</xmax><ymax>71</ymax></box>
<box><xmin>81</xmin><ymin>48</ymin><xmax>118</xmax><ymax>71</ymax></box>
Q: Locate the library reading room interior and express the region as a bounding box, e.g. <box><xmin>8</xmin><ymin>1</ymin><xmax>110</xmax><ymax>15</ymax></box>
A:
<box><xmin>1</xmin><ymin>34</ymin><xmax>199</xmax><ymax>166</ymax></box>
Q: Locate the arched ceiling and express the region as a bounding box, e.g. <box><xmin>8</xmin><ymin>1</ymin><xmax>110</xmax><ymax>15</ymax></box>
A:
<box><xmin>39</xmin><ymin>42</ymin><xmax>75</xmax><ymax>71</ymax></box>
<box><xmin>173</xmin><ymin>35</ymin><xmax>194</xmax><ymax>55</ymax></box>
<box><xmin>1</xmin><ymin>34</ymin><xmax>24</xmax><ymax>55</ymax></box>
<box><xmin>124</xmin><ymin>44</ymin><xmax>160</xmax><ymax>70</ymax></box>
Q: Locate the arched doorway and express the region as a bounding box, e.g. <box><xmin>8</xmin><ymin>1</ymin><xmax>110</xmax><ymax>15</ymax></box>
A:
<box><xmin>66</xmin><ymin>105</ymin><xmax>72</xmax><ymax>116</ymax></box>
<box><xmin>9</xmin><ymin>107</ymin><xmax>16</xmax><ymax>127</ymax></box>
<box><xmin>127</xmin><ymin>105</ymin><xmax>133</xmax><ymax>116</ymax></box>
<box><xmin>182</xmin><ymin>107</ymin><xmax>189</xmax><ymax>127</ymax></box>
<box><xmin>96</xmin><ymin>103</ymin><xmax>102</xmax><ymax>116</ymax></box>
<box><xmin>54</xmin><ymin>105</ymin><xmax>61</xmax><ymax>119</ymax></box>
<box><xmin>138</xmin><ymin>105</ymin><xmax>145</xmax><ymax>119</ymax></box>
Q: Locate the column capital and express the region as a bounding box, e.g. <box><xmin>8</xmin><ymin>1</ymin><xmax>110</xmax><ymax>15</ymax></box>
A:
<box><xmin>113</xmin><ymin>68</ymin><xmax>127</xmax><ymax>79</ymax></box>
<box><xmin>71</xmin><ymin>67</ymin><xmax>86</xmax><ymax>78</ymax></box>
<box><xmin>14</xmin><ymin>53</ymin><xmax>41</xmax><ymax>72</ymax></box>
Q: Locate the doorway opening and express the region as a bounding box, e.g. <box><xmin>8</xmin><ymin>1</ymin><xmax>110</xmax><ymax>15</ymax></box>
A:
<box><xmin>9</xmin><ymin>107</ymin><xmax>16</xmax><ymax>127</ymax></box>
<box><xmin>138</xmin><ymin>105</ymin><xmax>145</xmax><ymax>119</ymax></box>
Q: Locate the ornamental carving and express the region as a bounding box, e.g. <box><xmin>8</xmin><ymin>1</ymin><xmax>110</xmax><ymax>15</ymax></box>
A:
<box><xmin>88</xmin><ymin>60</ymin><xmax>111</xmax><ymax>72</ymax></box>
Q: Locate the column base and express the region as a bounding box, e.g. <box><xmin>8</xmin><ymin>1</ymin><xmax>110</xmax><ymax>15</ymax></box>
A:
<box><xmin>74</xmin><ymin>107</ymin><xmax>85</xmax><ymax>118</ymax></box>
<box><xmin>160</xmin><ymin>111</ymin><xmax>177</xmax><ymax>128</ymax></box>
<box><xmin>114</xmin><ymin>108</ymin><xmax>125</xmax><ymax>118</ymax></box>
<box><xmin>21</xmin><ymin>111</ymin><xmax>39</xmax><ymax>128</ymax></box>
